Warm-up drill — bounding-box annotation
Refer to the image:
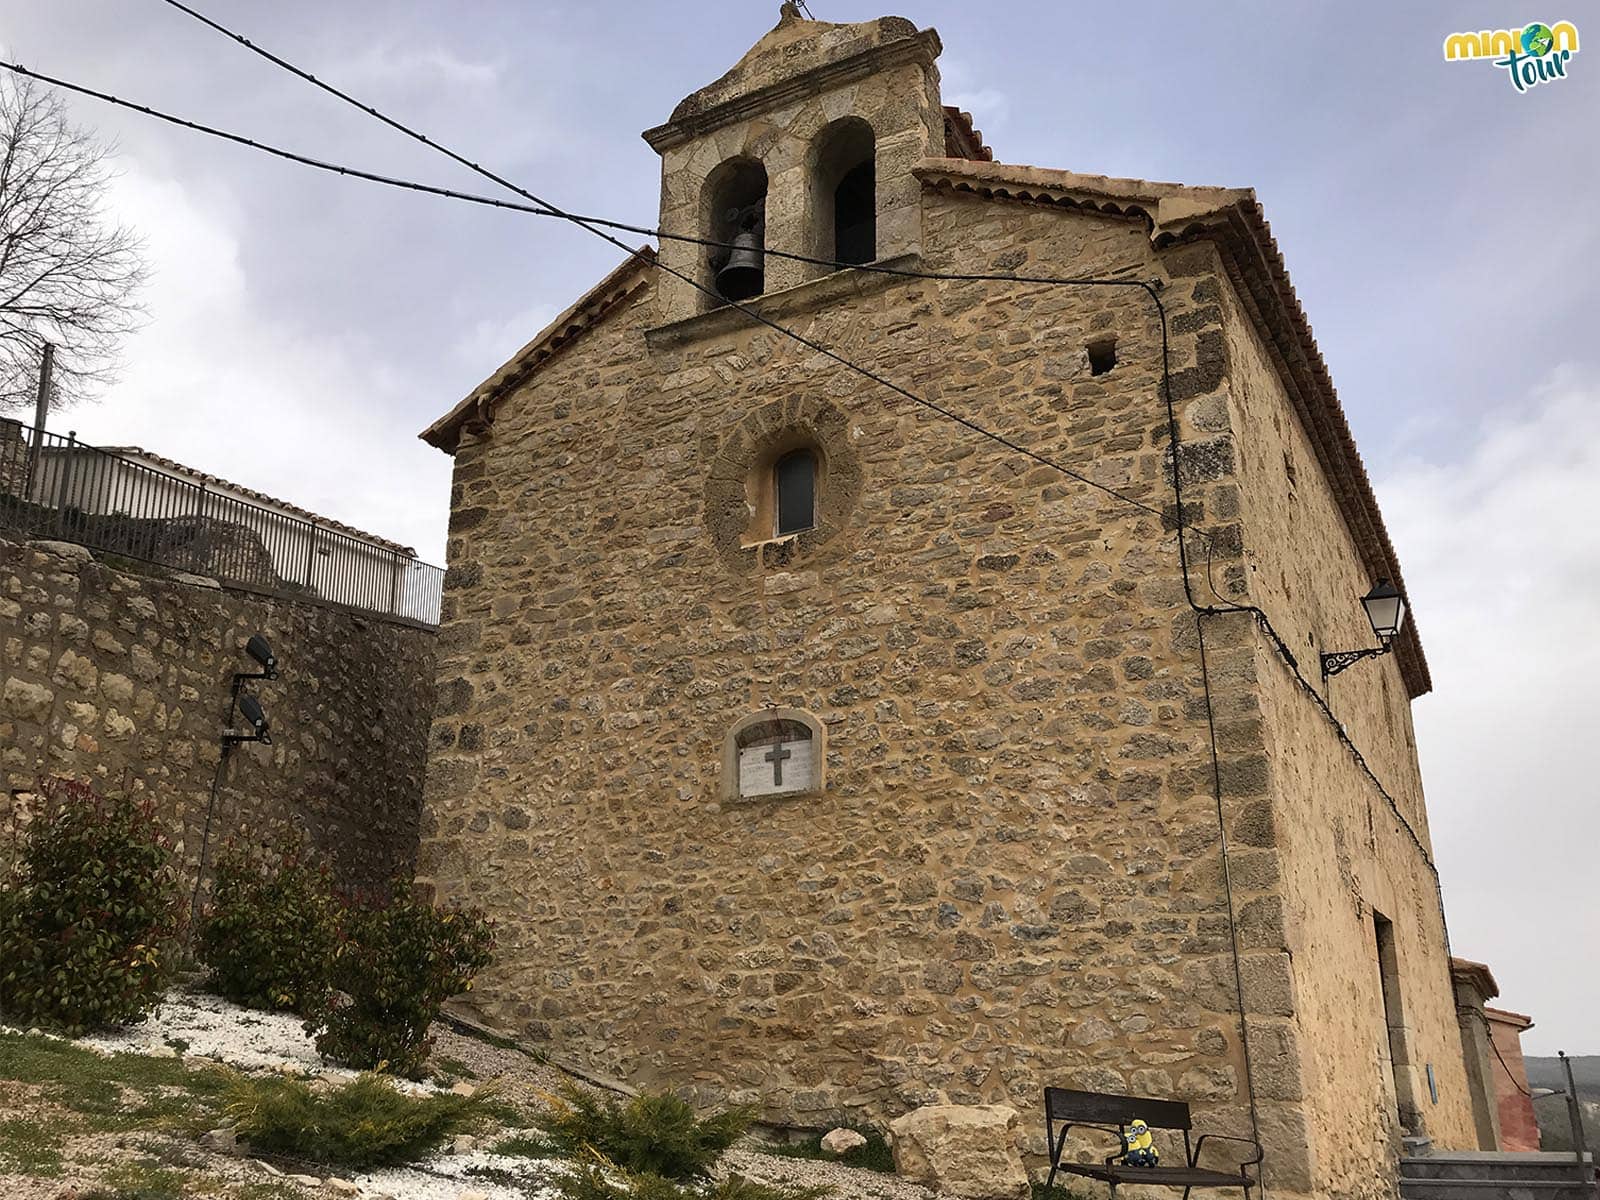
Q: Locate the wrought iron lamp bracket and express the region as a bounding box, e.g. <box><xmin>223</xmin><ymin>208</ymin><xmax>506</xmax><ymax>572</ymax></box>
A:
<box><xmin>221</xmin><ymin>668</ymin><xmax>276</xmax><ymax>748</ymax></box>
<box><xmin>1320</xmin><ymin>641</ymin><xmax>1393</xmax><ymax>682</ymax></box>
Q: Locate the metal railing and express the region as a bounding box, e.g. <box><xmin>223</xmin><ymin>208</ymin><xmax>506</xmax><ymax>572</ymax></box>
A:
<box><xmin>0</xmin><ymin>419</ymin><xmax>443</xmax><ymax>625</ymax></box>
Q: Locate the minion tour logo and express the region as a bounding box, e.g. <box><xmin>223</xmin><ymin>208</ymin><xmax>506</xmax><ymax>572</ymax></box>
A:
<box><xmin>1443</xmin><ymin>21</ymin><xmax>1580</xmax><ymax>92</ymax></box>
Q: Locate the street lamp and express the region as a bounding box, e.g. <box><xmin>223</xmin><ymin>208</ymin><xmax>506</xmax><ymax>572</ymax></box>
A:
<box><xmin>1321</xmin><ymin>580</ymin><xmax>1408</xmax><ymax>681</ymax></box>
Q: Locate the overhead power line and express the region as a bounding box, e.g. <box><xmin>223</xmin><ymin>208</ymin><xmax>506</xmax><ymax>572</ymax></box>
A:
<box><xmin>1</xmin><ymin>42</ymin><xmax>1442</xmax><ymax>887</ymax></box>
<box><xmin>0</xmin><ymin>55</ymin><xmax>1170</xmax><ymax>524</ymax></box>
<box><xmin>0</xmin><ymin>61</ymin><xmax>1152</xmax><ymax>295</ymax></box>
<box><xmin>3</xmin><ymin>44</ymin><xmax>1442</xmax><ymax>892</ymax></box>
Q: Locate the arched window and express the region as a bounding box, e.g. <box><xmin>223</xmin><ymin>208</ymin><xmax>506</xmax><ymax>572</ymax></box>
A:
<box><xmin>774</xmin><ymin>448</ymin><xmax>815</xmax><ymax>536</ymax></box>
<box><xmin>703</xmin><ymin>157</ymin><xmax>768</xmax><ymax>305</ymax></box>
<box><xmin>811</xmin><ymin>118</ymin><xmax>875</xmax><ymax>268</ymax></box>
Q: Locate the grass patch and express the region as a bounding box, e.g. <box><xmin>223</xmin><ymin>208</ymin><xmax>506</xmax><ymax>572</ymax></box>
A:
<box><xmin>233</xmin><ymin>1185</ymin><xmax>308</xmax><ymax>1200</ymax></box>
<box><xmin>1032</xmin><ymin>1181</ymin><xmax>1100</xmax><ymax>1200</ymax></box>
<box><xmin>538</xmin><ymin>1086</ymin><xmax>753</xmax><ymax>1180</ymax></box>
<box><xmin>556</xmin><ymin>1159</ymin><xmax>828</xmax><ymax>1200</ymax></box>
<box><xmin>431</xmin><ymin>1053</ymin><xmax>480</xmax><ymax>1085</ymax></box>
<box><xmin>492</xmin><ymin>1130</ymin><xmax>564</xmax><ymax>1158</ymax></box>
<box><xmin>0</xmin><ymin>1031</ymin><xmax>233</xmax><ymax>1134</ymax></box>
<box><xmin>226</xmin><ymin>1072</ymin><xmax>485</xmax><ymax>1169</ymax></box>
<box><xmin>89</xmin><ymin>1158</ymin><xmax>192</xmax><ymax>1199</ymax></box>
<box><xmin>760</xmin><ymin>1127</ymin><xmax>895</xmax><ymax>1174</ymax></box>
<box><xmin>0</xmin><ymin>1115</ymin><xmax>65</xmax><ymax>1176</ymax></box>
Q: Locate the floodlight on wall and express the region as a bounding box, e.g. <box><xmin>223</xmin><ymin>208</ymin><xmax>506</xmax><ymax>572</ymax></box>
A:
<box><xmin>221</xmin><ymin>632</ymin><xmax>281</xmax><ymax>747</ymax></box>
<box><xmin>228</xmin><ymin>693</ymin><xmax>271</xmax><ymax>746</ymax></box>
<box><xmin>1320</xmin><ymin>580</ymin><xmax>1409</xmax><ymax>681</ymax></box>
<box><xmin>195</xmin><ymin>633</ymin><xmax>285</xmax><ymax>929</ymax></box>
<box><xmin>245</xmin><ymin>633</ymin><xmax>278</xmax><ymax>678</ymax></box>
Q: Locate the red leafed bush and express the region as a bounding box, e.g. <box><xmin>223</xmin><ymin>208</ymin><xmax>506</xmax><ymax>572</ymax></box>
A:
<box><xmin>197</xmin><ymin>832</ymin><xmax>339</xmax><ymax>1015</ymax></box>
<box><xmin>309</xmin><ymin>882</ymin><xmax>494</xmax><ymax>1078</ymax></box>
<box><xmin>0</xmin><ymin>777</ymin><xmax>183</xmax><ymax>1033</ymax></box>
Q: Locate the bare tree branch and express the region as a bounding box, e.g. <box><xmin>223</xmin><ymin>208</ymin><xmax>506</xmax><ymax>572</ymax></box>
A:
<box><xmin>0</xmin><ymin>77</ymin><xmax>146</xmax><ymax>415</ymax></box>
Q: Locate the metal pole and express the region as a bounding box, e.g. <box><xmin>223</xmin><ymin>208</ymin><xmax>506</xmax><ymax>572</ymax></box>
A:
<box><xmin>1560</xmin><ymin>1051</ymin><xmax>1590</xmax><ymax>1175</ymax></box>
<box><xmin>31</xmin><ymin>342</ymin><xmax>52</xmax><ymax>436</ymax></box>
<box><xmin>24</xmin><ymin>342</ymin><xmax>53</xmax><ymax>500</ymax></box>
<box><xmin>54</xmin><ymin>430</ymin><xmax>76</xmax><ymax>538</ymax></box>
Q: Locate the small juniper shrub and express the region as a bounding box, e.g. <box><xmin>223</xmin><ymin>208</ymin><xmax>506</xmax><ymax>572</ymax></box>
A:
<box><xmin>309</xmin><ymin>880</ymin><xmax>494</xmax><ymax>1078</ymax></box>
<box><xmin>0</xmin><ymin>777</ymin><xmax>183</xmax><ymax>1033</ymax></box>
<box><xmin>196</xmin><ymin>831</ymin><xmax>339</xmax><ymax>1015</ymax></box>
<box><xmin>538</xmin><ymin>1084</ymin><xmax>755</xmax><ymax>1180</ymax></box>
<box><xmin>556</xmin><ymin>1153</ymin><xmax>825</xmax><ymax>1200</ymax></box>
<box><xmin>225</xmin><ymin>1072</ymin><xmax>484</xmax><ymax>1169</ymax></box>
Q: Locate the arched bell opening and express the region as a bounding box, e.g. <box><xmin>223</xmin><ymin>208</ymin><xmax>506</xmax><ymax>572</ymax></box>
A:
<box><xmin>703</xmin><ymin>157</ymin><xmax>768</xmax><ymax>308</ymax></box>
<box><xmin>809</xmin><ymin>117</ymin><xmax>876</xmax><ymax>273</ymax></box>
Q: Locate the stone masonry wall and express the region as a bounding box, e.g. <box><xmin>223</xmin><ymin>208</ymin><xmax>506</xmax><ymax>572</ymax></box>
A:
<box><xmin>420</xmin><ymin>192</ymin><xmax>1320</xmax><ymax>1187</ymax></box>
<box><xmin>1194</xmin><ymin>242</ymin><xmax>1480</xmax><ymax>1190</ymax></box>
<box><xmin>0</xmin><ymin>533</ymin><xmax>436</xmax><ymax>890</ymax></box>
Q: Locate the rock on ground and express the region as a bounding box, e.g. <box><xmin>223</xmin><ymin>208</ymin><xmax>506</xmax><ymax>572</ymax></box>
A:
<box><xmin>888</xmin><ymin>1105</ymin><xmax>1031</xmax><ymax>1200</ymax></box>
<box><xmin>821</xmin><ymin>1127</ymin><xmax>869</xmax><ymax>1155</ymax></box>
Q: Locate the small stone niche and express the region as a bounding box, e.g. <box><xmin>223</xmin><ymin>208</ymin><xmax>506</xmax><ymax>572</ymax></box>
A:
<box><xmin>723</xmin><ymin>708</ymin><xmax>825</xmax><ymax>800</ymax></box>
<box><xmin>1087</xmin><ymin>336</ymin><xmax>1118</xmax><ymax>376</ymax></box>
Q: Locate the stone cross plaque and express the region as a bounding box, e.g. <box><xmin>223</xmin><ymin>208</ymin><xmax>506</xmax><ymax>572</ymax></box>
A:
<box><xmin>737</xmin><ymin>737</ymin><xmax>816</xmax><ymax>797</ymax></box>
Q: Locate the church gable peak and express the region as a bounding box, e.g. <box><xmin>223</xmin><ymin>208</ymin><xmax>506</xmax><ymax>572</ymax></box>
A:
<box><xmin>644</xmin><ymin>12</ymin><xmax>936</xmax><ymax>150</ymax></box>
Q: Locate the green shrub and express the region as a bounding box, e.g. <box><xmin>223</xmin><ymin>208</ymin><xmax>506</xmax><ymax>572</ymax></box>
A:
<box><xmin>225</xmin><ymin>1072</ymin><xmax>483</xmax><ymax>1168</ymax></box>
<box><xmin>539</xmin><ymin>1085</ymin><xmax>755</xmax><ymax>1180</ymax></box>
<box><xmin>309</xmin><ymin>883</ymin><xmax>494</xmax><ymax>1078</ymax></box>
<box><xmin>196</xmin><ymin>833</ymin><xmax>338</xmax><ymax>1014</ymax></box>
<box><xmin>0</xmin><ymin>777</ymin><xmax>183</xmax><ymax>1033</ymax></box>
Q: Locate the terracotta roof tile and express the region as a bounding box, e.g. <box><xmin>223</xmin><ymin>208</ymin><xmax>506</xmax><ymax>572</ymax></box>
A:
<box><xmin>942</xmin><ymin>106</ymin><xmax>993</xmax><ymax>161</ymax></box>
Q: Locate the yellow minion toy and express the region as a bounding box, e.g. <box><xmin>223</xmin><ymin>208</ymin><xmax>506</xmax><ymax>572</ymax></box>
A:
<box><xmin>1121</xmin><ymin>1119</ymin><xmax>1159</xmax><ymax>1167</ymax></box>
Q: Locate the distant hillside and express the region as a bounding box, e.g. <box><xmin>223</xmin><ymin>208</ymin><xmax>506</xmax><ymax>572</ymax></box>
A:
<box><xmin>1525</xmin><ymin>1055</ymin><xmax>1600</xmax><ymax>1099</ymax></box>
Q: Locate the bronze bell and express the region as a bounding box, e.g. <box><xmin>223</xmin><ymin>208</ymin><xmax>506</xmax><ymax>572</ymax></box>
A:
<box><xmin>716</xmin><ymin>207</ymin><xmax>765</xmax><ymax>302</ymax></box>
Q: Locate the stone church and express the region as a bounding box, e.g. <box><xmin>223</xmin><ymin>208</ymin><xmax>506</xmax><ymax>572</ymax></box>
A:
<box><xmin>417</xmin><ymin>9</ymin><xmax>1479</xmax><ymax>1197</ymax></box>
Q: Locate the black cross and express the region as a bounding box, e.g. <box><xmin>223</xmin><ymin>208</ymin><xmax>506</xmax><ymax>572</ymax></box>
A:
<box><xmin>764</xmin><ymin>742</ymin><xmax>792</xmax><ymax>785</ymax></box>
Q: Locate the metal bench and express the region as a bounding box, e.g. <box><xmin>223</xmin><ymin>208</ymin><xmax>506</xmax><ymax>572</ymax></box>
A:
<box><xmin>1043</xmin><ymin>1087</ymin><xmax>1261</xmax><ymax>1199</ymax></box>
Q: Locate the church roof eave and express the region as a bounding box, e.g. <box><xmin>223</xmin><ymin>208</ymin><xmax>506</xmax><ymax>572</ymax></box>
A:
<box><xmin>424</xmin><ymin>158</ymin><xmax>1431</xmax><ymax>697</ymax></box>
<box><xmin>914</xmin><ymin>157</ymin><xmax>1432</xmax><ymax>698</ymax></box>
<box><xmin>419</xmin><ymin>246</ymin><xmax>656</xmax><ymax>454</ymax></box>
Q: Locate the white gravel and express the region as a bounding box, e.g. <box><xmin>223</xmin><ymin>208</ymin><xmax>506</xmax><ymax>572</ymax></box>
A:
<box><xmin>352</xmin><ymin>1150</ymin><xmax>567</xmax><ymax>1200</ymax></box>
<box><xmin>76</xmin><ymin>988</ymin><xmax>331</xmax><ymax>1075</ymax></box>
<box><xmin>3</xmin><ymin>989</ymin><xmax>924</xmax><ymax>1200</ymax></box>
<box><xmin>69</xmin><ymin>988</ymin><xmax>435</xmax><ymax>1094</ymax></box>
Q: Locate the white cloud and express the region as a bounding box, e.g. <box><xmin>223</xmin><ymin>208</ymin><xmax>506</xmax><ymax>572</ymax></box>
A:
<box><xmin>54</xmin><ymin>158</ymin><xmax>453</xmax><ymax>562</ymax></box>
<box><xmin>327</xmin><ymin>43</ymin><xmax>501</xmax><ymax>91</ymax></box>
<box><xmin>1377</xmin><ymin>365</ymin><xmax>1600</xmax><ymax>1053</ymax></box>
<box><xmin>940</xmin><ymin>57</ymin><xmax>1011</xmax><ymax>130</ymax></box>
<box><xmin>454</xmin><ymin>302</ymin><xmax>560</xmax><ymax>377</ymax></box>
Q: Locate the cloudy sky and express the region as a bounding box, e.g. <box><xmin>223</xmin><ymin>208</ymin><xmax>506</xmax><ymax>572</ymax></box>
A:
<box><xmin>0</xmin><ymin>3</ymin><xmax>1593</xmax><ymax>1054</ymax></box>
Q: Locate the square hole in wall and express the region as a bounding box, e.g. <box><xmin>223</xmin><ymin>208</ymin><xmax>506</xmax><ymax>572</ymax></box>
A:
<box><xmin>1087</xmin><ymin>337</ymin><xmax>1118</xmax><ymax>376</ymax></box>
